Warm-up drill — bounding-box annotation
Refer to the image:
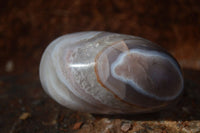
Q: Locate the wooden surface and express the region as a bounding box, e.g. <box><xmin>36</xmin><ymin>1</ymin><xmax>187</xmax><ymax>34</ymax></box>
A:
<box><xmin>0</xmin><ymin>0</ymin><xmax>200</xmax><ymax>132</ymax></box>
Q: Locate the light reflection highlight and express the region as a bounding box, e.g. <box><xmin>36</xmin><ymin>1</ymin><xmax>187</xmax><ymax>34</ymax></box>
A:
<box><xmin>69</xmin><ymin>62</ymin><xmax>95</xmax><ymax>68</ymax></box>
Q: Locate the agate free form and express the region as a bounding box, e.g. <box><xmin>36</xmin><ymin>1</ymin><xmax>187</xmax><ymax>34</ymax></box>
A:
<box><xmin>39</xmin><ymin>31</ymin><xmax>184</xmax><ymax>114</ymax></box>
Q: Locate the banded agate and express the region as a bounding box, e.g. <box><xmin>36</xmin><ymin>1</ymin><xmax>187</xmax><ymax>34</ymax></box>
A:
<box><xmin>39</xmin><ymin>31</ymin><xmax>184</xmax><ymax>114</ymax></box>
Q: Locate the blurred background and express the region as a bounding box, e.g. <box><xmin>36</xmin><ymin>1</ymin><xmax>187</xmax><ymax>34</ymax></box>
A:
<box><xmin>0</xmin><ymin>0</ymin><xmax>200</xmax><ymax>133</ymax></box>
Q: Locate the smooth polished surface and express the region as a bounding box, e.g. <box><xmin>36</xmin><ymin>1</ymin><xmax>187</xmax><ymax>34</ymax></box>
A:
<box><xmin>39</xmin><ymin>31</ymin><xmax>184</xmax><ymax>114</ymax></box>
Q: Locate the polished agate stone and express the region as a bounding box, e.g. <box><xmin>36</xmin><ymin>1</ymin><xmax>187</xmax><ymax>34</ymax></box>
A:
<box><xmin>39</xmin><ymin>31</ymin><xmax>184</xmax><ymax>114</ymax></box>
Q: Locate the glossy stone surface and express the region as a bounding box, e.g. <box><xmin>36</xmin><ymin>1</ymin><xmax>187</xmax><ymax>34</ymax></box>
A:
<box><xmin>39</xmin><ymin>31</ymin><xmax>184</xmax><ymax>114</ymax></box>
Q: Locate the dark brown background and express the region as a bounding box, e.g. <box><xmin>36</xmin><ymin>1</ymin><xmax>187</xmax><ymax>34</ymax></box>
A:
<box><xmin>0</xmin><ymin>0</ymin><xmax>200</xmax><ymax>133</ymax></box>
